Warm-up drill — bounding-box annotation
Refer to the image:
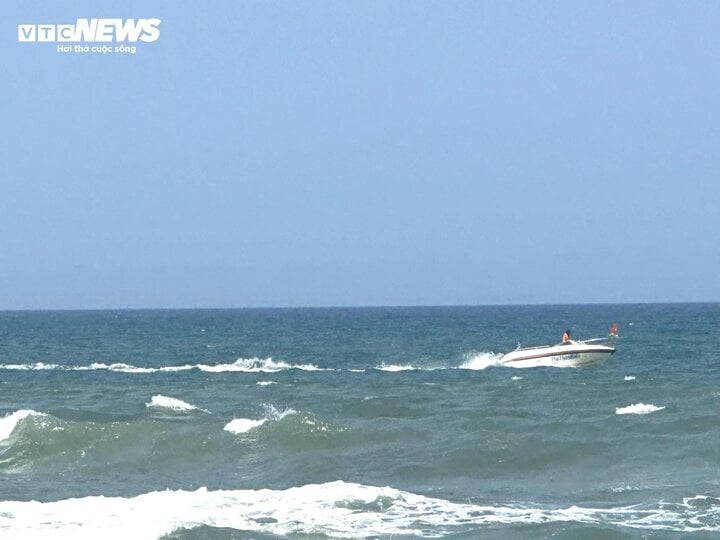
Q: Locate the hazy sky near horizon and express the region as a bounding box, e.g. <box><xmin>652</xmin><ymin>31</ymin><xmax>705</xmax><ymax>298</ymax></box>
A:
<box><xmin>3</xmin><ymin>1</ymin><xmax>720</xmax><ymax>309</ymax></box>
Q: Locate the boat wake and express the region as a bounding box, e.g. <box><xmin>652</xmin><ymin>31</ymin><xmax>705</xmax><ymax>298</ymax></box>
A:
<box><xmin>0</xmin><ymin>357</ymin><xmax>325</xmax><ymax>374</ymax></box>
<box><xmin>0</xmin><ymin>355</ymin><xmax>505</xmax><ymax>374</ymax></box>
<box><xmin>458</xmin><ymin>351</ymin><xmax>503</xmax><ymax>370</ymax></box>
<box><xmin>0</xmin><ymin>344</ymin><xmax>612</xmax><ymax>374</ymax></box>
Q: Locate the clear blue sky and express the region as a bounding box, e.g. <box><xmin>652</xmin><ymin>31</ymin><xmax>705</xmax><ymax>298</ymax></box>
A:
<box><xmin>3</xmin><ymin>1</ymin><xmax>720</xmax><ymax>309</ymax></box>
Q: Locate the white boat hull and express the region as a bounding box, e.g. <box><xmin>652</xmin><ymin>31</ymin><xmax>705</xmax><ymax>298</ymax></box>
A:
<box><xmin>500</xmin><ymin>341</ymin><xmax>615</xmax><ymax>368</ymax></box>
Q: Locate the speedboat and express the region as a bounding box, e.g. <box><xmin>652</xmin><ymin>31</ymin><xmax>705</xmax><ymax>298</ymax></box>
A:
<box><xmin>500</xmin><ymin>338</ymin><xmax>616</xmax><ymax>368</ymax></box>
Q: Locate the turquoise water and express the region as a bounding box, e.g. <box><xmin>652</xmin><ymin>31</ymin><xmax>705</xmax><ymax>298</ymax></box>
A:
<box><xmin>0</xmin><ymin>304</ymin><xmax>718</xmax><ymax>538</ymax></box>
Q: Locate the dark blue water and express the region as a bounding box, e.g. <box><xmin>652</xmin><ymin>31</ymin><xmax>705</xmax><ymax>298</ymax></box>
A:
<box><xmin>0</xmin><ymin>304</ymin><xmax>718</xmax><ymax>538</ymax></box>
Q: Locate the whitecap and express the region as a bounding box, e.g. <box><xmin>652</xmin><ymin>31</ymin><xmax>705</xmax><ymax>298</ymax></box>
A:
<box><xmin>145</xmin><ymin>395</ymin><xmax>206</xmax><ymax>413</ymax></box>
<box><xmin>73</xmin><ymin>363</ymin><xmax>158</xmax><ymax>373</ymax></box>
<box><xmin>262</xmin><ymin>404</ymin><xmax>297</xmax><ymax>420</ymax></box>
<box><xmin>106</xmin><ymin>363</ymin><xmax>157</xmax><ymax>374</ymax></box>
<box><xmin>616</xmin><ymin>403</ymin><xmax>665</xmax><ymax>415</ymax></box>
<box><xmin>0</xmin><ymin>410</ymin><xmax>47</xmax><ymax>442</ymax></box>
<box><xmin>225</xmin><ymin>405</ymin><xmax>296</xmax><ymax>435</ymax></box>
<box><xmin>224</xmin><ymin>418</ymin><xmax>267</xmax><ymax>434</ymax></box>
<box><xmin>624</xmin><ymin>376</ymin><xmax>636</xmax><ymax>381</ymax></box>
<box><xmin>375</xmin><ymin>364</ymin><xmax>415</xmax><ymax>372</ymax></box>
<box><xmin>197</xmin><ymin>357</ymin><xmax>324</xmax><ymax>373</ymax></box>
<box><xmin>0</xmin><ymin>362</ymin><xmax>62</xmax><ymax>371</ymax></box>
<box><xmin>611</xmin><ymin>485</ymin><xmax>640</xmax><ymax>493</ymax></box>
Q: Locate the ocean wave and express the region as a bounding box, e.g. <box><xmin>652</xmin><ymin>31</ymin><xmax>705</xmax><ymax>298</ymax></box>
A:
<box><xmin>89</xmin><ymin>363</ymin><xmax>158</xmax><ymax>374</ymax></box>
<box><xmin>374</xmin><ymin>364</ymin><xmax>416</xmax><ymax>372</ymax></box>
<box><xmin>224</xmin><ymin>405</ymin><xmax>297</xmax><ymax>435</ymax></box>
<box><xmin>0</xmin><ymin>362</ymin><xmax>61</xmax><ymax>371</ymax></box>
<box><xmin>145</xmin><ymin>395</ymin><xmax>206</xmax><ymax>413</ymax></box>
<box><xmin>615</xmin><ymin>403</ymin><xmax>665</xmax><ymax>415</ymax></box>
<box><xmin>611</xmin><ymin>485</ymin><xmax>641</xmax><ymax>493</ymax></box>
<box><xmin>195</xmin><ymin>358</ymin><xmax>324</xmax><ymax>373</ymax></box>
<box><xmin>0</xmin><ymin>481</ymin><xmax>717</xmax><ymax>538</ymax></box>
<box><xmin>224</xmin><ymin>418</ymin><xmax>267</xmax><ymax>434</ymax></box>
<box><xmin>0</xmin><ymin>410</ymin><xmax>47</xmax><ymax>443</ymax></box>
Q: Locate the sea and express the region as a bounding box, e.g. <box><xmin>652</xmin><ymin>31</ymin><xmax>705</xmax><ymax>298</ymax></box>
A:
<box><xmin>0</xmin><ymin>304</ymin><xmax>718</xmax><ymax>539</ymax></box>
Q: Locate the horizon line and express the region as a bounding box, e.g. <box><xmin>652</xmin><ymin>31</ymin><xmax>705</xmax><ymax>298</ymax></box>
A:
<box><xmin>0</xmin><ymin>300</ymin><xmax>718</xmax><ymax>313</ymax></box>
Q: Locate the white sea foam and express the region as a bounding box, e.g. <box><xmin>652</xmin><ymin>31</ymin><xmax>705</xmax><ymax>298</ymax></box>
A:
<box><xmin>615</xmin><ymin>403</ymin><xmax>665</xmax><ymax>415</ymax></box>
<box><xmin>624</xmin><ymin>376</ymin><xmax>636</xmax><ymax>381</ymax></box>
<box><xmin>291</xmin><ymin>364</ymin><xmax>329</xmax><ymax>372</ymax></box>
<box><xmin>0</xmin><ymin>357</ymin><xmax>324</xmax><ymax>374</ymax></box>
<box><xmin>145</xmin><ymin>395</ymin><xmax>205</xmax><ymax>413</ymax></box>
<box><xmin>198</xmin><ymin>358</ymin><xmax>293</xmax><ymax>373</ymax></box>
<box><xmin>224</xmin><ymin>405</ymin><xmax>297</xmax><ymax>435</ymax></box>
<box><xmin>256</xmin><ymin>381</ymin><xmax>277</xmax><ymax>386</ymax></box>
<box><xmin>375</xmin><ymin>364</ymin><xmax>415</xmax><ymax>372</ymax></box>
<box><xmin>262</xmin><ymin>404</ymin><xmax>297</xmax><ymax>420</ymax></box>
<box><xmin>0</xmin><ymin>410</ymin><xmax>47</xmax><ymax>443</ymax></box>
<box><xmin>371</xmin><ymin>353</ymin><xmax>506</xmax><ymax>372</ymax></box>
<box><xmin>87</xmin><ymin>363</ymin><xmax>157</xmax><ymax>374</ymax></box>
<box><xmin>611</xmin><ymin>485</ymin><xmax>640</xmax><ymax>493</ymax></box>
<box><xmin>459</xmin><ymin>352</ymin><xmax>502</xmax><ymax>370</ymax></box>
<box><xmin>175</xmin><ymin>357</ymin><xmax>326</xmax><ymax>373</ymax></box>
<box><xmin>224</xmin><ymin>418</ymin><xmax>267</xmax><ymax>434</ymax></box>
<box><xmin>0</xmin><ymin>481</ymin><xmax>716</xmax><ymax>538</ymax></box>
<box><xmin>0</xmin><ymin>362</ymin><xmax>61</xmax><ymax>371</ymax></box>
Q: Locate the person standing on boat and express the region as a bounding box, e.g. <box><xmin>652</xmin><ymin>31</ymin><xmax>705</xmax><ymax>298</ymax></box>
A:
<box><xmin>562</xmin><ymin>329</ymin><xmax>571</xmax><ymax>343</ymax></box>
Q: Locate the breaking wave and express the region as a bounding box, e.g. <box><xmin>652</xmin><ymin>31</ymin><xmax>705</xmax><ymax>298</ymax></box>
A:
<box><xmin>374</xmin><ymin>364</ymin><xmax>416</xmax><ymax>372</ymax></box>
<box><xmin>616</xmin><ymin>403</ymin><xmax>665</xmax><ymax>415</ymax></box>
<box><xmin>224</xmin><ymin>405</ymin><xmax>297</xmax><ymax>435</ymax></box>
<box><xmin>0</xmin><ymin>410</ymin><xmax>47</xmax><ymax>443</ymax></box>
<box><xmin>224</xmin><ymin>418</ymin><xmax>267</xmax><ymax>434</ymax></box>
<box><xmin>0</xmin><ymin>482</ymin><xmax>717</xmax><ymax>538</ymax></box>
<box><xmin>145</xmin><ymin>395</ymin><xmax>207</xmax><ymax>413</ymax></box>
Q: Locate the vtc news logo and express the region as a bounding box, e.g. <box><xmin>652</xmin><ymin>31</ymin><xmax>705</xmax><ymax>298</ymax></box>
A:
<box><xmin>18</xmin><ymin>18</ymin><xmax>161</xmax><ymax>43</ymax></box>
